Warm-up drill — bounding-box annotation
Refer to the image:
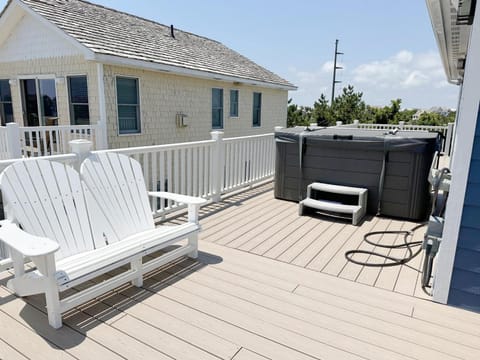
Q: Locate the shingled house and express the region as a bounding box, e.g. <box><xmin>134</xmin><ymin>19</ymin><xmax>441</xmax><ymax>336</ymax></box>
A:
<box><xmin>0</xmin><ymin>0</ymin><xmax>295</xmax><ymax>148</ymax></box>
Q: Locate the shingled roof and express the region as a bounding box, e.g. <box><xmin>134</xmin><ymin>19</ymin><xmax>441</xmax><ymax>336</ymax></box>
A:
<box><xmin>13</xmin><ymin>0</ymin><xmax>295</xmax><ymax>89</ymax></box>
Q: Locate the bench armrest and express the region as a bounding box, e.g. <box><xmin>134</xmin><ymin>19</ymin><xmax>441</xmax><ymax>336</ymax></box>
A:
<box><xmin>148</xmin><ymin>192</ymin><xmax>207</xmax><ymax>205</ymax></box>
<box><xmin>0</xmin><ymin>220</ymin><xmax>59</xmax><ymax>257</ymax></box>
<box><xmin>148</xmin><ymin>192</ymin><xmax>207</xmax><ymax>223</ymax></box>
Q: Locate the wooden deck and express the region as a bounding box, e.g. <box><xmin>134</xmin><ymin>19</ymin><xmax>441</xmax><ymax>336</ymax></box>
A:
<box><xmin>1</xmin><ymin>182</ymin><xmax>480</xmax><ymax>359</ymax></box>
<box><xmin>186</xmin><ymin>182</ymin><xmax>430</xmax><ymax>300</ymax></box>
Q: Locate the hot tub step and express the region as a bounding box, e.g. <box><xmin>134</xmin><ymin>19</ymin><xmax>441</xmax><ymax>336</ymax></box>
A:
<box><xmin>299</xmin><ymin>182</ymin><xmax>367</xmax><ymax>225</ymax></box>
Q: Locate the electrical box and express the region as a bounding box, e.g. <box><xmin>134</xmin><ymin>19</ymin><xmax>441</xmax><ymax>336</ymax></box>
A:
<box><xmin>175</xmin><ymin>112</ymin><xmax>188</xmax><ymax>128</ymax></box>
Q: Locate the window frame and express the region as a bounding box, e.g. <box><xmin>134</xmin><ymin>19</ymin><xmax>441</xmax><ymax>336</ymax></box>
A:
<box><xmin>212</xmin><ymin>87</ymin><xmax>224</xmax><ymax>129</ymax></box>
<box><xmin>0</xmin><ymin>79</ymin><xmax>13</xmax><ymax>126</ymax></box>
<box><xmin>252</xmin><ymin>92</ymin><xmax>262</xmax><ymax>127</ymax></box>
<box><xmin>116</xmin><ymin>76</ymin><xmax>141</xmax><ymax>135</ymax></box>
<box><xmin>67</xmin><ymin>75</ymin><xmax>90</xmax><ymax>125</ymax></box>
<box><xmin>229</xmin><ymin>89</ymin><xmax>239</xmax><ymax>118</ymax></box>
<box><xmin>17</xmin><ymin>74</ymin><xmax>58</xmax><ymax>126</ymax></box>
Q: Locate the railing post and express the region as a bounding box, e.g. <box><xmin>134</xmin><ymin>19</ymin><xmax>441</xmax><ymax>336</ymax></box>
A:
<box><xmin>211</xmin><ymin>131</ymin><xmax>224</xmax><ymax>202</ymax></box>
<box><xmin>70</xmin><ymin>139</ymin><xmax>92</xmax><ymax>171</ymax></box>
<box><xmin>353</xmin><ymin>119</ymin><xmax>359</xmax><ymax>127</ymax></box>
<box><xmin>6</xmin><ymin>122</ymin><xmax>22</xmax><ymax>159</ymax></box>
<box><xmin>399</xmin><ymin>121</ymin><xmax>405</xmax><ymax>129</ymax></box>
<box><xmin>336</xmin><ymin>121</ymin><xmax>343</xmax><ymax>126</ymax></box>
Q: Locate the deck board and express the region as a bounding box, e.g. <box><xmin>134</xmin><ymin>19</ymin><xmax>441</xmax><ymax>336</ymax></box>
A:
<box><xmin>1</xmin><ymin>182</ymin><xmax>480</xmax><ymax>359</ymax></box>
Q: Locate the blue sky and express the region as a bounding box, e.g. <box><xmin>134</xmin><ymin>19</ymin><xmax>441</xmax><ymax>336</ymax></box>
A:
<box><xmin>0</xmin><ymin>0</ymin><xmax>460</xmax><ymax>109</ymax></box>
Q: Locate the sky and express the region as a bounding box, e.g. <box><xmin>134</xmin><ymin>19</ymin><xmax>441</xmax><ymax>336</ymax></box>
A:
<box><xmin>0</xmin><ymin>0</ymin><xmax>460</xmax><ymax>109</ymax></box>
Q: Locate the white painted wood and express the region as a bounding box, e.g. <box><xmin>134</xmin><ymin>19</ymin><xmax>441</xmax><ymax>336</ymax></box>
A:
<box><xmin>0</xmin><ymin>153</ymin><xmax>205</xmax><ymax>328</ymax></box>
<box><xmin>0</xmin><ymin>126</ymin><xmax>8</xmax><ymax>160</ymax></box>
<box><xmin>0</xmin><ymin>9</ymin><xmax>82</xmax><ymax>62</ymax></box>
<box><xmin>0</xmin><ymin>220</ymin><xmax>59</xmax><ymax>256</ymax></box>
<box><xmin>433</xmin><ymin>3</ymin><xmax>480</xmax><ymax>304</ymax></box>
<box><xmin>96</xmin><ymin>63</ymin><xmax>109</xmax><ymax>149</ymax></box>
<box><xmin>5</xmin><ymin>123</ymin><xmax>22</xmax><ymax>159</ymax></box>
<box><xmin>93</xmin><ymin>53</ymin><xmax>297</xmax><ymax>91</ymax></box>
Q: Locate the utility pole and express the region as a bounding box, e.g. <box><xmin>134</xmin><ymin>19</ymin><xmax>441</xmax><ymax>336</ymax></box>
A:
<box><xmin>331</xmin><ymin>39</ymin><xmax>343</xmax><ymax>105</ymax></box>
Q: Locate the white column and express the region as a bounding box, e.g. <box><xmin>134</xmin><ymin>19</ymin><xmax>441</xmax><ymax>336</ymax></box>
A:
<box><xmin>96</xmin><ymin>63</ymin><xmax>109</xmax><ymax>150</ymax></box>
<box><xmin>211</xmin><ymin>131</ymin><xmax>224</xmax><ymax>202</ymax></box>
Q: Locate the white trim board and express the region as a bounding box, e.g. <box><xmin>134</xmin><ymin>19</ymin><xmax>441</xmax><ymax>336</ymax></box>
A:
<box><xmin>91</xmin><ymin>53</ymin><xmax>297</xmax><ymax>91</ymax></box>
<box><xmin>432</xmin><ymin>3</ymin><xmax>480</xmax><ymax>304</ymax></box>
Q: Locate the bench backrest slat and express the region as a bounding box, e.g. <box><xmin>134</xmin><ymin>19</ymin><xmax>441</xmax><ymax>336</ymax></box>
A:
<box><xmin>81</xmin><ymin>152</ymin><xmax>154</xmax><ymax>247</ymax></box>
<box><xmin>0</xmin><ymin>160</ymin><xmax>95</xmax><ymax>259</ymax></box>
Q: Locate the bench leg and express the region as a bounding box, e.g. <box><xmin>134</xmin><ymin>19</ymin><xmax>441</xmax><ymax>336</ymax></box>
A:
<box><xmin>131</xmin><ymin>258</ymin><xmax>143</xmax><ymax>287</ymax></box>
<box><xmin>188</xmin><ymin>234</ymin><xmax>198</xmax><ymax>259</ymax></box>
<box><xmin>35</xmin><ymin>254</ymin><xmax>62</xmax><ymax>329</ymax></box>
<box><xmin>45</xmin><ymin>278</ymin><xmax>62</xmax><ymax>329</ymax></box>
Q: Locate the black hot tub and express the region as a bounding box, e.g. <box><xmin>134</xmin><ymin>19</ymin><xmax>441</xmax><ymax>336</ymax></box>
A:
<box><xmin>274</xmin><ymin>127</ymin><xmax>440</xmax><ymax>220</ymax></box>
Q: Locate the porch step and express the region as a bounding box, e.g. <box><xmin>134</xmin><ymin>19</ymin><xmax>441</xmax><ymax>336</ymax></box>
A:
<box><xmin>299</xmin><ymin>182</ymin><xmax>368</xmax><ymax>225</ymax></box>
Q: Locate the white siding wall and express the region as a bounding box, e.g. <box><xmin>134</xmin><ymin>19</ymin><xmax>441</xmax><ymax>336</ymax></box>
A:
<box><xmin>0</xmin><ymin>55</ymin><xmax>99</xmax><ymax>127</ymax></box>
<box><xmin>103</xmin><ymin>65</ymin><xmax>288</xmax><ymax>148</ymax></box>
<box><xmin>0</xmin><ymin>12</ymin><xmax>80</xmax><ymax>61</ymax></box>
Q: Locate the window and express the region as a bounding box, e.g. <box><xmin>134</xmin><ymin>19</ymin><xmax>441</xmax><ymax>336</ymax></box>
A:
<box><xmin>0</xmin><ymin>80</ymin><xmax>13</xmax><ymax>126</ymax></box>
<box><xmin>68</xmin><ymin>76</ymin><xmax>90</xmax><ymax>125</ymax></box>
<box><xmin>21</xmin><ymin>78</ymin><xmax>58</xmax><ymax>126</ymax></box>
<box><xmin>116</xmin><ymin>77</ymin><xmax>140</xmax><ymax>134</ymax></box>
<box><xmin>212</xmin><ymin>88</ymin><xmax>223</xmax><ymax>129</ymax></box>
<box><xmin>253</xmin><ymin>92</ymin><xmax>262</xmax><ymax>127</ymax></box>
<box><xmin>230</xmin><ymin>89</ymin><xmax>239</xmax><ymax>117</ymax></box>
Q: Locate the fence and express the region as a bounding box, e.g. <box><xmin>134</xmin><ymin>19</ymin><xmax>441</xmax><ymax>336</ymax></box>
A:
<box><xmin>21</xmin><ymin>124</ymin><xmax>101</xmax><ymax>157</ymax></box>
<box><xmin>0</xmin><ymin>122</ymin><xmax>104</xmax><ymax>160</ymax></box>
<box><xmin>337</xmin><ymin>121</ymin><xmax>455</xmax><ymax>155</ymax></box>
<box><xmin>100</xmin><ymin>131</ymin><xmax>275</xmax><ymax>217</ymax></box>
<box><xmin>0</xmin><ymin>131</ymin><xmax>275</xmax><ymax>262</ymax></box>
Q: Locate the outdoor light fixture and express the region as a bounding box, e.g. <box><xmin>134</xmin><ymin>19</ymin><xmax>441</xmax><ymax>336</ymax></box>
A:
<box><xmin>55</xmin><ymin>77</ymin><xmax>65</xmax><ymax>85</ymax></box>
<box><xmin>8</xmin><ymin>79</ymin><xmax>17</xmax><ymax>86</ymax></box>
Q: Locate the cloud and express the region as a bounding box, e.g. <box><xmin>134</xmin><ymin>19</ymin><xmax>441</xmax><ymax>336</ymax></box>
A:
<box><xmin>352</xmin><ymin>50</ymin><xmax>444</xmax><ymax>89</ymax></box>
<box><xmin>321</xmin><ymin>60</ymin><xmax>345</xmax><ymax>73</ymax></box>
<box><xmin>287</xmin><ymin>50</ymin><xmax>458</xmax><ymax>109</ymax></box>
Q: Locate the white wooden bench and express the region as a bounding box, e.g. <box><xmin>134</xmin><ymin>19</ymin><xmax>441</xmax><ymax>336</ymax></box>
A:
<box><xmin>299</xmin><ymin>182</ymin><xmax>367</xmax><ymax>225</ymax></box>
<box><xmin>0</xmin><ymin>152</ymin><xmax>206</xmax><ymax>328</ymax></box>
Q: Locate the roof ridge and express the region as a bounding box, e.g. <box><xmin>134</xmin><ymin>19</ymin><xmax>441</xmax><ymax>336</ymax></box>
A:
<box><xmin>28</xmin><ymin>0</ymin><xmax>223</xmax><ymax>44</ymax></box>
<box><xmin>14</xmin><ymin>0</ymin><xmax>295</xmax><ymax>88</ymax></box>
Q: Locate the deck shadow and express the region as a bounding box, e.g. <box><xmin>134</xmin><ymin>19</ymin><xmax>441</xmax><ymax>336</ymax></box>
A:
<box><xmin>13</xmin><ymin>250</ymin><xmax>222</xmax><ymax>349</ymax></box>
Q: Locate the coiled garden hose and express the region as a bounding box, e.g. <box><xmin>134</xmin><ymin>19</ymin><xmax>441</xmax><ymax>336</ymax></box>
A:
<box><xmin>345</xmin><ymin>223</ymin><xmax>426</xmax><ymax>267</ymax></box>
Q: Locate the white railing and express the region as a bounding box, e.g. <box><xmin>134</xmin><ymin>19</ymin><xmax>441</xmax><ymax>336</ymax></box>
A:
<box><xmin>336</xmin><ymin>121</ymin><xmax>455</xmax><ymax>155</ymax></box>
<box><xmin>104</xmin><ymin>139</ymin><xmax>216</xmax><ymax>216</ymax></box>
<box><xmin>0</xmin><ymin>127</ymin><xmax>8</xmax><ymax>160</ymax></box>
<box><xmin>0</xmin><ymin>132</ymin><xmax>276</xmax><ymax>261</ymax></box>
<box><xmin>223</xmin><ymin>134</ymin><xmax>275</xmax><ymax>193</ymax></box>
<box><xmin>20</xmin><ymin>124</ymin><xmax>102</xmax><ymax>157</ymax></box>
<box><xmin>97</xmin><ymin>131</ymin><xmax>275</xmax><ymax>217</ymax></box>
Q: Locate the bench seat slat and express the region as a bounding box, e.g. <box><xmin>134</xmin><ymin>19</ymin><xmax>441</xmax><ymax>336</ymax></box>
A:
<box><xmin>54</xmin><ymin>223</ymin><xmax>198</xmax><ymax>290</ymax></box>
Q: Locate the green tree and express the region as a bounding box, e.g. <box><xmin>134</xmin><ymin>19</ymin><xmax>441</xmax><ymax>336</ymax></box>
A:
<box><xmin>331</xmin><ymin>85</ymin><xmax>366</xmax><ymax>124</ymax></box>
<box><xmin>311</xmin><ymin>94</ymin><xmax>332</xmax><ymax>126</ymax></box>
<box><xmin>287</xmin><ymin>99</ymin><xmax>312</xmax><ymax>127</ymax></box>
